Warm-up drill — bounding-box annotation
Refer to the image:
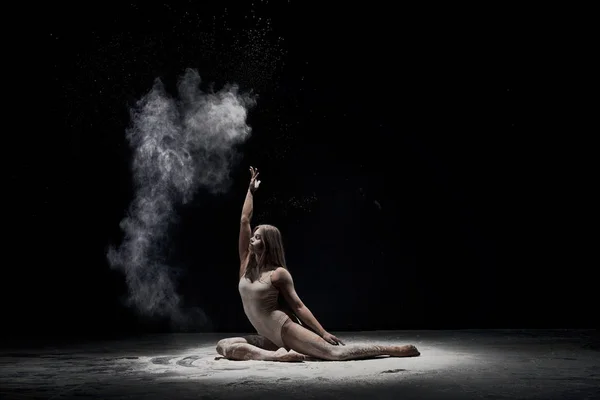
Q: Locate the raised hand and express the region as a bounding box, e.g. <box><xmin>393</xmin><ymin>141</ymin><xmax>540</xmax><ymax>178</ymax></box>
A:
<box><xmin>249</xmin><ymin>166</ymin><xmax>261</xmax><ymax>193</ymax></box>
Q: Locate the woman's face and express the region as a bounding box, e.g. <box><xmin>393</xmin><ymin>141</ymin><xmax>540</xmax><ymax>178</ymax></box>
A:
<box><xmin>250</xmin><ymin>227</ymin><xmax>265</xmax><ymax>254</ymax></box>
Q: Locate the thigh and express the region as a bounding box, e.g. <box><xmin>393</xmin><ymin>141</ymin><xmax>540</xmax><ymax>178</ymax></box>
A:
<box><xmin>242</xmin><ymin>334</ymin><xmax>280</xmax><ymax>351</ymax></box>
<box><xmin>280</xmin><ymin>320</ymin><xmax>337</xmax><ymax>360</ymax></box>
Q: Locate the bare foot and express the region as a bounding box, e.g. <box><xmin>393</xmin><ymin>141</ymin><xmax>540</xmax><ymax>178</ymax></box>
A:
<box><xmin>391</xmin><ymin>344</ymin><xmax>420</xmax><ymax>357</ymax></box>
<box><xmin>273</xmin><ymin>348</ymin><xmax>306</xmax><ymax>362</ymax></box>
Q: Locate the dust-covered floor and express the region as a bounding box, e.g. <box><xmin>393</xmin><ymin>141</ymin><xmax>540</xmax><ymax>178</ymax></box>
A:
<box><xmin>1</xmin><ymin>329</ymin><xmax>598</xmax><ymax>399</ymax></box>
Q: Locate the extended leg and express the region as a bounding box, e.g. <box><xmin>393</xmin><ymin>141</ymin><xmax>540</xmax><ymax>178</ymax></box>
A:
<box><xmin>216</xmin><ymin>335</ymin><xmax>305</xmax><ymax>362</ymax></box>
<box><xmin>280</xmin><ymin>321</ymin><xmax>420</xmax><ymax>361</ymax></box>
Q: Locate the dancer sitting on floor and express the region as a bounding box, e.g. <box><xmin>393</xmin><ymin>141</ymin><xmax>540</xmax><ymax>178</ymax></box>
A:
<box><xmin>216</xmin><ymin>166</ymin><xmax>420</xmax><ymax>362</ymax></box>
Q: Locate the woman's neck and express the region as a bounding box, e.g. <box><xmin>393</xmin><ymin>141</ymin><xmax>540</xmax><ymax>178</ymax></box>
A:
<box><xmin>258</xmin><ymin>263</ymin><xmax>277</xmax><ymax>272</ymax></box>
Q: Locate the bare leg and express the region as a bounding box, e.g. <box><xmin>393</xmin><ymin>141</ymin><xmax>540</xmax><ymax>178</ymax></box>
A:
<box><xmin>221</xmin><ymin>343</ymin><xmax>279</xmax><ymax>361</ymax></box>
<box><xmin>216</xmin><ymin>335</ymin><xmax>306</xmax><ymax>362</ymax></box>
<box><xmin>336</xmin><ymin>344</ymin><xmax>419</xmax><ymax>360</ymax></box>
<box><xmin>281</xmin><ymin>321</ymin><xmax>420</xmax><ymax>361</ymax></box>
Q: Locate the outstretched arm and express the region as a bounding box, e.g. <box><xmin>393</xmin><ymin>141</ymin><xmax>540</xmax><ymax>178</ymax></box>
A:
<box><xmin>272</xmin><ymin>267</ymin><xmax>344</xmax><ymax>345</ymax></box>
<box><xmin>239</xmin><ymin>190</ymin><xmax>253</xmax><ymax>259</ymax></box>
<box><xmin>239</xmin><ymin>167</ymin><xmax>260</xmax><ymax>277</ymax></box>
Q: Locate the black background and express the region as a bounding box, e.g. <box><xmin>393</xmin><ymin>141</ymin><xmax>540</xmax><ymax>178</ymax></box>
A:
<box><xmin>5</xmin><ymin>3</ymin><xmax>596</xmax><ymax>343</ymax></box>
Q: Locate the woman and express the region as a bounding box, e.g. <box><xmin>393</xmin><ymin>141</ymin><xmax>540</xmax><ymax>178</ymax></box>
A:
<box><xmin>216</xmin><ymin>166</ymin><xmax>420</xmax><ymax>362</ymax></box>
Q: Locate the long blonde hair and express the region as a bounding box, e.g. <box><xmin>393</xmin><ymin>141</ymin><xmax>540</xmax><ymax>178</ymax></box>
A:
<box><xmin>243</xmin><ymin>224</ymin><xmax>314</xmax><ymax>332</ymax></box>
<box><xmin>244</xmin><ymin>224</ymin><xmax>288</xmax><ymax>282</ymax></box>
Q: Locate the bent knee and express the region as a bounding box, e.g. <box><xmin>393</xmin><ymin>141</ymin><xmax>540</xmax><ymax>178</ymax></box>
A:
<box><xmin>312</xmin><ymin>345</ymin><xmax>343</xmax><ymax>361</ymax></box>
<box><xmin>216</xmin><ymin>338</ymin><xmax>236</xmax><ymax>356</ymax></box>
<box><xmin>216</xmin><ymin>341</ymin><xmax>225</xmax><ymax>356</ymax></box>
<box><xmin>325</xmin><ymin>346</ymin><xmax>344</xmax><ymax>361</ymax></box>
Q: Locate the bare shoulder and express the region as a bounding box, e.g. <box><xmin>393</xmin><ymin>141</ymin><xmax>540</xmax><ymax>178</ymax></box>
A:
<box><xmin>271</xmin><ymin>267</ymin><xmax>292</xmax><ymax>285</ymax></box>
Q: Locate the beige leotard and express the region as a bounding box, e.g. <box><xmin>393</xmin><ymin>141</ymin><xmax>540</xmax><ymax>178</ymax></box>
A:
<box><xmin>238</xmin><ymin>270</ymin><xmax>293</xmax><ymax>348</ymax></box>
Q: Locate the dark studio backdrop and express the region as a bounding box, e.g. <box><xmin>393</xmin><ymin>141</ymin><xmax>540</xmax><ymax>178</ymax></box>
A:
<box><xmin>5</xmin><ymin>3</ymin><xmax>596</xmax><ymax>343</ymax></box>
